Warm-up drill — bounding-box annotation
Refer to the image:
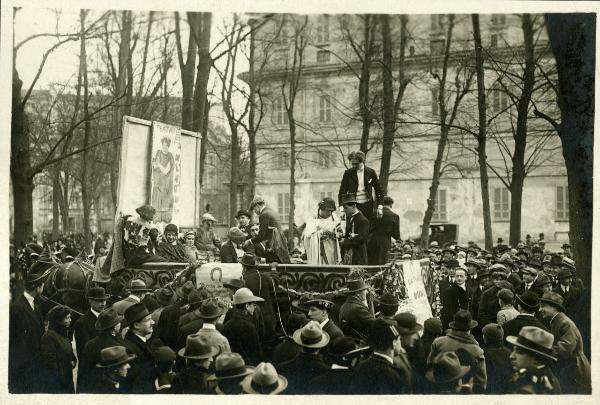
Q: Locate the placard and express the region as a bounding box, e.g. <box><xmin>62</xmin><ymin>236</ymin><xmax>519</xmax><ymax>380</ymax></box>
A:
<box><xmin>397</xmin><ymin>259</ymin><xmax>434</xmax><ymax>329</ymax></box>
<box><xmin>195</xmin><ymin>263</ymin><xmax>244</xmax><ymax>303</ymax></box>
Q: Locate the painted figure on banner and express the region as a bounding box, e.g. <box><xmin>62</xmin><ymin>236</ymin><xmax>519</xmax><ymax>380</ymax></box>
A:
<box><xmin>303</xmin><ymin>197</ymin><xmax>343</xmax><ymax>265</ymax></box>
<box><xmin>151</xmin><ymin>123</ymin><xmax>181</xmax><ymax>224</ymax></box>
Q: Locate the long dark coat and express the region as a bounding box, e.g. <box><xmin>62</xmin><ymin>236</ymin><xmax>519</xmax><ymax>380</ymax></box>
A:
<box><xmin>552</xmin><ymin>284</ymin><xmax>581</xmax><ymax>313</ymax></box>
<box><xmin>77</xmin><ymin>332</ymin><xmax>124</xmax><ymax>393</ymax></box>
<box><xmin>242</xmin><ymin>267</ymin><xmax>278</xmax><ymax>344</ymax></box>
<box><xmin>278</xmin><ymin>352</ymin><xmax>330</xmax><ymax>395</ymax></box>
<box><xmin>219</xmin><ymin>240</ymin><xmax>240</xmax><ymax>263</ymax></box>
<box><xmin>367</xmin><ymin>206</ymin><xmax>400</xmax><ymax>265</ymax></box>
<box><xmin>155</xmin><ymin>303</ymin><xmax>186</xmax><ymax>350</ymax></box>
<box><xmin>341</xmin><ymin>210</ymin><xmax>370</xmax><ymax>265</ymax></box>
<box><xmin>222</xmin><ymin>310</ymin><xmax>262</xmax><ymax>366</ymax></box>
<box><xmin>9</xmin><ymin>294</ymin><xmax>45</xmax><ymax>393</ymax></box>
<box><xmin>250</xmin><ymin>206</ymin><xmax>290</xmax><ymax>263</ymax></box>
<box><xmin>171</xmin><ymin>364</ymin><xmax>212</xmax><ymax>394</ymax></box>
<box><xmin>477</xmin><ymin>285</ymin><xmax>501</xmax><ymax>328</ymax></box>
<box><xmin>483</xmin><ymin>343</ymin><xmax>513</xmax><ymax>394</ymax></box>
<box><xmin>272</xmin><ymin>337</ymin><xmax>302</xmax><ymax>368</ymax></box>
<box><xmin>122</xmin><ymin>330</ymin><xmax>158</xmax><ymax>394</ymax></box>
<box><xmin>74</xmin><ymin>309</ymin><xmax>99</xmax><ymax>360</ymax></box>
<box><xmin>441</xmin><ymin>283</ymin><xmax>472</xmax><ymax>330</ymax></box>
<box><xmin>310</xmin><ymin>367</ymin><xmax>354</xmax><ymax>394</ymax></box>
<box><xmin>339</xmin><ymin>295</ymin><xmax>375</xmax><ymax>342</ymax></box>
<box><xmin>349</xmin><ymin>354</ymin><xmax>408</xmax><ymax>394</ymax></box>
<box><xmin>39</xmin><ymin>327</ymin><xmax>76</xmax><ymax>393</ymax></box>
<box><xmin>338</xmin><ymin>165</ymin><xmax>384</xmax><ymax>207</ymax></box>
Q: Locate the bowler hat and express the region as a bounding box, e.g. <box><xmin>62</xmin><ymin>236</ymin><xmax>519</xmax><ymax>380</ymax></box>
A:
<box><xmin>376</xmin><ymin>293</ymin><xmax>399</xmax><ymax>307</ymax></box>
<box><xmin>97</xmin><ymin>346</ymin><xmax>136</xmax><ymax>368</ymax></box>
<box><xmin>198</xmin><ymin>298</ymin><xmax>224</xmax><ymax>320</ymax></box>
<box><xmin>346</xmin><ymin>278</ymin><xmax>368</xmax><ymax>293</ymax></box>
<box><xmin>241</xmin><ymin>362</ymin><xmax>288</xmax><ymax>395</ymax></box>
<box><xmin>135</xmin><ymin>204</ymin><xmax>156</xmax><ymax>219</ymax></box>
<box><xmin>154</xmin><ymin>287</ymin><xmax>175</xmax><ymax>306</ymax></box>
<box><xmin>318</xmin><ymin>197</ymin><xmax>336</xmax><ymax>212</ymax></box>
<box><xmin>127</xmin><ymin>279</ymin><xmax>151</xmax><ymax>293</ymax></box>
<box><xmin>233</xmin><ymin>288</ymin><xmax>264</xmax><ymax>305</ymax></box>
<box><xmin>449</xmin><ymin>310</ymin><xmax>478</xmax><ymax>331</ymax></box>
<box><xmin>235</xmin><ymin>210</ymin><xmax>251</xmax><ymax>219</ymax></box>
<box><xmin>304</xmin><ymin>298</ymin><xmax>335</xmax><ymax>311</ymax></box>
<box><xmin>228</xmin><ymin>227</ymin><xmax>247</xmax><ymax>242</ymax></box>
<box><xmin>164</xmin><ymin>223</ymin><xmax>178</xmax><ymax>234</ymax></box>
<box><xmin>393</xmin><ymin>312</ymin><xmax>423</xmax><ymax>335</ymax></box>
<box><xmin>515</xmin><ymin>291</ymin><xmax>540</xmax><ymax>312</ymax></box>
<box><xmin>341</xmin><ymin>193</ymin><xmax>357</xmax><ymax>205</ymax></box>
<box><xmin>292</xmin><ymin>320</ymin><xmax>330</xmax><ymax>348</ymax></box>
<box><xmin>239</xmin><ymin>253</ymin><xmax>258</xmax><ymax>268</ymax></box>
<box><xmin>557</xmin><ymin>268</ymin><xmax>573</xmax><ymax>280</ymax></box>
<box><xmin>223</xmin><ymin>278</ymin><xmax>245</xmax><ymax>290</ymax></box>
<box><xmin>506</xmin><ymin>326</ymin><xmax>557</xmax><ymax>362</ymax></box>
<box><xmin>95</xmin><ymin>307</ymin><xmax>124</xmax><ymax>331</ymax></box>
<box><xmin>88</xmin><ymin>287</ymin><xmax>110</xmax><ymax>301</ymax></box>
<box><xmin>426</xmin><ymin>352</ymin><xmax>470</xmax><ymax>384</ymax></box>
<box><xmin>540</xmin><ymin>291</ymin><xmax>566</xmax><ymax>312</ymax></box>
<box><xmin>178</xmin><ymin>334</ymin><xmax>219</xmax><ymax>360</ymax></box>
<box><xmin>207</xmin><ymin>353</ymin><xmax>254</xmax><ymax>381</ymax></box>
<box><xmin>123</xmin><ymin>302</ymin><xmax>150</xmax><ymax>328</ymax></box>
<box><xmin>154</xmin><ymin>346</ymin><xmax>176</xmax><ymax>364</ymax></box>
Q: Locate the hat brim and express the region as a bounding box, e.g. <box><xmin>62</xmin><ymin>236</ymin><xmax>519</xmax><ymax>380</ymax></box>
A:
<box><xmin>425</xmin><ymin>365</ymin><xmax>470</xmax><ymax>383</ymax></box>
<box><xmin>539</xmin><ymin>298</ymin><xmax>566</xmax><ymax>313</ymax></box>
<box><xmin>328</xmin><ymin>345</ymin><xmax>370</xmax><ymax>359</ymax></box>
<box><xmin>207</xmin><ymin>366</ymin><xmax>255</xmax><ymax>381</ymax></box>
<box><xmin>304</xmin><ymin>299</ymin><xmax>335</xmax><ymax>310</ymax></box>
<box><xmin>241</xmin><ymin>374</ymin><xmax>288</xmax><ymax>395</ymax></box>
<box><xmin>506</xmin><ymin>336</ymin><xmax>557</xmax><ymax>362</ymax></box>
<box><xmin>97</xmin><ymin>353</ymin><xmax>136</xmax><ymax>368</ymax></box>
<box><xmin>177</xmin><ymin>345</ymin><xmax>219</xmax><ymax>360</ymax></box>
<box><xmin>198</xmin><ymin>309</ymin><xmax>224</xmax><ymax>320</ymax></box>
<box><xmin>95</xmin><ymin>314</ymin><xmax>124</xmax><ymax>331</ymax></box>
<box><xmin>292</xmin><ymin>329</ymin><xmax>330</xmax><ymax>348</ymax></box>
<box><xmin>233</xmin><ymin>296</ymin><xmax>265</xmax><ymax>305</ymax></box>
<box><xmin>89</xmin><ymin>294</ymin><xmax>111</xmax><ymax>301</ymax></box>
<box><xmin>449</xmin><ymin>320</ymin><xmax>478</xmax><ymax>330</ymax></box>
<box><xmin>127</xmin><ymin>288</ymin><xmax>152</xmax><ymax>293</ymax></box>
<box><xmin>515</xmin><ymin>295</ymin><xmax>539</xmax><ymax>311</ymax></box>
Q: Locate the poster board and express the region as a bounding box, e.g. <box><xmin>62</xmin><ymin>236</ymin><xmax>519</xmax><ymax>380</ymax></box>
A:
<box><xmin>195</xmin><ymin>263</ymin><xmax>244</xmax><ymax>304</ymax></box>
<box><xmin>397</xmin><ymin>259</ymin><xmax>434</xmax><ymax>329</ymax></box>
<box><xmin>116</xmin><ymin>116</ymin><xmax>201</xmax><ymax>228</ymax></box>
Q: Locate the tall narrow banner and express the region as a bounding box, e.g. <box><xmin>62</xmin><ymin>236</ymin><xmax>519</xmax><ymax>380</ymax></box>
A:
<box><xmin>150</xmin><ymin>122</ymin><xmax>182</xmax><ymax>225</ymax></box>
<box><xmin>397</xmin><ymin>259</ymin><xmax>434</xmax><ymax>329</ymax></box>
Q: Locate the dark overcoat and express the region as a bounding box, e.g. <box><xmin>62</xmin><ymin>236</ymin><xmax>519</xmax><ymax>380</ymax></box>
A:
<box><xmin>278</xmin><ymin>352</ymin><xmax>330</xmax><ymax>395</ymax></box>
<box><xmin>501</xmin><ymin>314</ymin><xmax>548</xmax><ymax>340</ymax></box>
<box><xmin>367</xmin><ymin>206</ymin><xmax>400</xmax><ymax>265</ymax></box>
<box><xmin>122</xmin><ymin>330</ymin><xmax>158</xmax><ymax>394</ymax></box>
<box><xmin>74</xmin><ymin>309</ymin><xmax>99</xmax><ymax>360</ymax></box>
<box><xmin>221</xmin><ymin>310</ymin><xmax>262</xmax><ymax>366</ymax></box>
<box><xmin>337</xmin><ymin>165</ymin><xmax>383</xmax><ymax>208</ymax></box>
<box><xmin>77</xmin><ymin>333</ymin><xmax>124</xmax><ymax>393</ymax></box>
<box><xmin>483</xmin><ymin>344</ymin><xmax>513</xmax><ymax>394</ymax></box>
<box><xmin>339</xmin><ymin>295</ymin><xmax>375</xmax><ymax>342</ymax></box>
<box><xmin>39</xmin><ymin>328</ymin><xmax>76</xmax><ymax>393</ymax></box>
<box><xmin>441</xmin><ymin>283</ymin><xmax>472</xmax><ymax>330</ymax></box>
<box><xmin>341</xmin><ymin>210</ymin><xmax>370</xmax><ymax>265</ymax></box>
<box><xmin>349</xmin><ymin>354</ymin><xmax>408</xmax><ymax>394</ymax></box>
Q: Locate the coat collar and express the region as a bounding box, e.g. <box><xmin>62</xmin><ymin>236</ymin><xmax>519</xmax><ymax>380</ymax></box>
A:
<box><xmin>446</xmin><ymin>329</ymin><xmax>480</xmax><ymax>345</ymax></box>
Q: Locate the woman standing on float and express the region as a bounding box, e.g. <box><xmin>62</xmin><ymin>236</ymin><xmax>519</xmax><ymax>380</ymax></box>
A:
<box><xmin>303</xmin><ymin>197</ymin><xmax>343</xmax><ymax>265</ymax></box>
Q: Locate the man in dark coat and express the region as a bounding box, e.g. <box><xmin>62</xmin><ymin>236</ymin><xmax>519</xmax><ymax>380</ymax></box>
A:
<box><xmin>477</xmin><ymin>264</ymin><xmax>510</xmax><ymax>328</ymax></box>
<box><xmin>552</xmin><ymin>268</ymin><xmax>581</xmax><ymax>313</ymax></box>
<box><xmin>243</xmin><ymin>223</ymin><xmax>268</xmax><ymax>259</ymax></box>
<box><xmin>249</xmin><ymin>196</ymin><xmax>290</xmax><ymax>263</ymax></box>
<box><xmin>502</xmin><ymin>291</ymin><xmax>547</xmax><ymax>339</ymax></box>
<box><xmin>367</xmin><ymin>196</ymin><xmax>400</xmax><ymax>265</ymax></box>
<box><xmin>305</xmin><ymin>298</ymin><xmax>344</xmax><ymax>342</ymax></box>
<box><xmin>340</xmin><ymin>193</ymin><xmax>370</xmax><ymax>265</ymax></box>
<box><xmin>74</xmin><ymin>286</ymin><xmax>109</xmax><ymax>360</ymax></box>
<box><xmin>155</xmin><ymin>281</ymin><xmax>194</xmax><ymax>350</ymax></box>
<box><xmin>172</xmin><ymin>334</ymin><xmax>218</xmax><ymax>394</ymax></box>
<box><xmin>222</xmin><ymin>288</ymin><xmax>264</xmax><ymax>365</ymax></box>
<box><xmin>350</xmin><ymin>319</ymin><xmax>408</xmax><ymax>394</ymax></box>
<box><xmin>156</xmin><ymin>223</ymin><xmax>187</xmax><ymax>262</ymax></box>
<box><xmin>339</xmin><ymin>279</ymin><xmax>375</xmax><ymax>342</ymax></box>
<box><xmin>219</xmin><ymin>227</ymin><xmax>247</xmax><ymax>263</ymax></box>
<box><xmin>470</xmin><ymin>267</ymin><xmax>493</xmax><ymax>343</ymax></box>
<box><xmin>9</xmin><ymin>271</ymin><xmax>47</xmax><ymax>393</ymax></box>
<box><xmin>482</xmin><ymin>323</ymin><xmax>513</xmax><ymax>394</ymax></box>
<box><xmin>122</xmin><ymin>303</ymin><xmax>157</xmax><ymax>393</ymax></box>
<box><xmin>311</xmin><ymin>336</ymin><xmax>368</xmax><ymax>394</ymax></box>
<box><xmin>278</xmin><ymin>321</ymin><xmax>331</xmax><ymax>394</ymax></box>
<box><xmin>272</xmin><ymin>312</ymin><xmax>308</xmax><ymax>367</ymax></box>
<box><xmin>441</xmin><ymin>267</ymin><xmax>472</xmax><ymax>330</ymax></box>
<box><xmin>89</xmin><ymin>346</ymin><xmax>136</xmax><ymax>394</ymax></box>
<box><xmin>338</xmin><ymin>150</ymin><xmax>383</xmax><ymax>220</ymax></box>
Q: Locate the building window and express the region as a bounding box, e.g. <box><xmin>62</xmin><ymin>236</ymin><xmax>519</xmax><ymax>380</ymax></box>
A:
<box><xmin>204</xmin><ymin>153</ymin><xmax>218</xmax><ymax>189</ymax></box>
<box><xmin>277</xmin><ymin>193</ymin><xmax>290</xmax><ymax>223</ymax></box>
<box><xmin>492</xmin><ymin>85</ymin><xmax>509</xmax><ymax>113</ymax></box>
<box><xmin>431</xmin><ymin>87</ymin><xmax>439</xmax><ymax>116</ymax></box>
<box><xmin>319</xmin><ymin>95</ymin><xmax>332</xmax><ymax>122</ymax></box>
<box><xmin>491</xmin><ymin>14</ymin><xmax>507</xmax><ymax>26</ymax></box>
<box><xmin>490</xmin><ymin>34</ymin><xmax>498</xmax><ymax>48</ymax></box>
<box><xmin>432</xmin><ymin>188</ymin><xmax>447</xmax><ymax>222</ymax></box>
<box><xmin>277</xmin><ymin>150</ymin><xmax>290</xmax><ymax>170</ymax></box>
<box><xmin>430</xmin><ymin>38</ymin><xmax>445</xmax><ymax>55</ymax></box>
<box><xmin>316</xmin><ymin>50</ymin><xmax>331</xmax><ymax>63</ymax></box>
<box><xmin>315</xmin><ymin>17</ymin><xmax>330</xmax><ymax>44</ymax></box>
<box><xmin>409</xmin><ymin>45</ymin><xmax>415</xmax><ymax>56</ymax></box>
<box><xmin>320</xmin><ymin>191</ymin><xmax>333</xmax><ymax>201</ymax></box>
<box><xmin>493</xmin><ymin>187</ymin><xmax>510</xmax><ymax>221</ymax></box>
<box><xmin>556</xmin><ymin>186</ymin><xmax>569</xmax><ymax>220</ymax></box>
<box><xmin>430</xmin><ymin>15</ymin><xmax>444</xmax><ymax>32</ymax></box>
<box><xmin>274</xmin><ymin>97</ymin><xmax>288</xmax><ymax>125</ymax></box>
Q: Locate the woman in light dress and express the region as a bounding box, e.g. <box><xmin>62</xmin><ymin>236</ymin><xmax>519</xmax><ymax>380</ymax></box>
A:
<box><xmin>303</xmin><ymin>197</ymin><xmax>343</xmax><ymax>265</ymax></box>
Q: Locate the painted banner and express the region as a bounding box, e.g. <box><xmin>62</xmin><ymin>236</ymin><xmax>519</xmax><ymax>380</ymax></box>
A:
<box><xmin>195</xmin><ymin>263</ymin><xmax>243</xmax><ymax>304</ymax></box>
<box><xmin>397</xmin><ymin>259</ymin><xmax>433</xmax><ymax>329</ymax></box>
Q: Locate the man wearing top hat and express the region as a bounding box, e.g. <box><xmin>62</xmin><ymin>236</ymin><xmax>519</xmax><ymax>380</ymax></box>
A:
<box><xmin>74</xmin><ymin>286</ymin><xmax>109</xmax><ymax>360</ymax></box>
<box><xmin>112</xmin><ymin>278</ymin><xmax>152</xmax><ymax>315</ymax></box>
<box><xmin>339</xmin><ymin>278</ymin><xmax>375</xmax><ymax>342</ymax></box>
<box><xmin>172</xmin><ymin>334</ymin><xmax>219</xmax><ymax>394</ymax></box>
<box><xmin>338</xmin><ymin>150</ymin><xmax>384</xmax><ymax>221</ymax></box>
<box><xmin>90</xmin><ymin>346</ymin><xmax>136</xmax><ymax>394</ymax></box>
<box><xmin>501</xmin><ymin>291</ymin><xmax>547</xmax><ymax>339</ymax></box>
<box><xmin>340</xmin><ymin>193</ymin><xmax>370</xmax><ymax>265</ymax></box>
<box><xmin>122</xmin><ymin>302</ymin><xmax>157</xmax><ymax>393</ymax></box>
<box><xmin>505</xmin><ymin>326</ymin><xmax>561</xmax><ymax>394</ymax></box>
<box><xmin>305</xmin><ymin>298</ymin><xmax>343</xmax><ymax>342</ymax></box>
<box><xmin>9</xmin><ymin>270</ymin><xmax>48</xmax><ymax>393</ymax></box>
<box><xmin>235</xmin><ymin>209</ymin><xmax>252</xmax><ymax>236</ymax></box>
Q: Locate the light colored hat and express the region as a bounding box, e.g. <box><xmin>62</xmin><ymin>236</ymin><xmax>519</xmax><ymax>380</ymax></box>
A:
<box><xmin>292</xmin><ymin>320</ymin><xmax>330</xmax><ymax>348</ymax></box>
<box><xmin>232</xmin><ymin>288</ymin><xmax>265</xmax><ymax>305</ymax></box>
<box><xmin>241</xmin><ymin>362</ymin><xmax>288</xmax><ymax>395</ymax></box>
<box><xmin>506</xmin><ymin>326</ymin><xmax>557</xmax><ymax>361</ymax></box>
<box><xmin>202</xmin><ymin>213</ymin><xmax>217</xmax><ymax>223</ymax></box>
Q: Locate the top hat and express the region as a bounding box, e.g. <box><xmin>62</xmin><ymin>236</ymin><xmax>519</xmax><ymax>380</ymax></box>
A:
<box><xmin>426</xmin><ymin>352</ymin><xmax>471</xmax><ymax>384</ymax></box>
<box><xmin>304</xmin><ymin>298</ymin><xmax>335</xmax><ymax>311</ymax></box>
<box><xmin>198</xmin><ymin>298</ymin><xmax>224</xmax><ymax>320</ymax></box>
<box><xmin>135</xmin><ymin>204</ymin><xmax>156</xmax><ymax>219</ymax></box>
<box><xmin>88</xmin><ymin>286</ymin><xmax>110</xmax><ymax>301</ymax></box>
<box><xmin>241</xmin><ymin>362</ymin><xmax>288</xmax><ymax>395</ymax></box>
<box><xmin>239</xmin><ymin>253</ymin><xmax>258</xmax><ymax>268</ymax></box>
<box><xmin>154</xmin><ymin>287</ymin><xmax>176</xmax><ymax>306</ymax></box>
<box><xmin>178</xmin><ymin>334</ymin><xmax>219</xmax><ymax>360</ymax></box>
<box><xmin>449</xmin><ymin>310</ymin><xmax>478</xmax><ymax>331</ymax></box>
<box><xmin>95</xmin><ymin>307</ymin><xmax>124</xmax><ymax>331</ymax></box>
<box><xmin>228</xmin><ymin>227</ymin><xmax>247</xmax><ymax>242</ymax></box>
<box><xmin>318</xmin><ymin>197</ymin><xmax>336</xmax><ymax>212</ymax></box>
<box><xmin>123</xmin><ymin>302</ymin><xmax>150</xmax><ymax>328</ymax></box>
<box><xmin>540</xmin><ymin>292</ymin><xmax>566</xmax><ymax>312</ymax></box>
<box><xmin>346</xmin><ymin>278</ymin><xmax>368</xmax><ymax>293</ymax></box>
<box><xmin>154</xmin><ymin>346</ymin><xmax>176</xmax><ymax>364</ymax></box>
<box><xmin>394</xmin><ymin>312</ymin><xmax>423</xmax><ymax>335</ymax></box>
<box><xmin>127</xmin><ymin>279</ymin><xmax>151</xmax><ymax>293</ymax></box>
<box><xmin>235</xmin><ymin>210</ymin><xmax>251</xmax><ymax>219</ymax></box>
<box><xmin>164</xmin><ymin>223</ymin><xmax>179</xmax><ymax>234</ymax></box>
<box><xmin>223</xmin><ymin>278</ymin><xmax>245</xmax><ymax>290</ymax></box>
<box><xmin>557</xmin><ymin>268</ymin><xmax>573</xmax><ymax>280</ymax></box>
<box><xmin>341</xmin><ymin>193</ymin><xmax>357</xmax><ymax>205</ymax></box>
<box><xmin>175</xmin><ymin>281</ymin><xmax>195</xmax><ymax>301</ymax></box>
<box><xmin>515</xmin><ymin>291</ymin><xmax>540</xmax><ymax>312</ymax></box>
<box><xmin>506</xmin><ymin>326</ymin><xmax>557</xmax><ymax>362</ymax></box>
<box><xmin>233</xmin><ymin>288</ymin><xmax>265</xmax><ymax>305</ymax></box>
<box><xmin>292</xmin><ymin>320</ymin><xmax>330</xmax><ymax>348</ymax></box>
<box><xmin>96</xmin><ymin>346</ymin><xmax>136</xmax><ymax>368</ymax></box>
<box><xmin>207</xmin><ymin>353</ymin><xmax>255</xmax><ymax>381</ymax></box>
<box><xmin>376</xmin><ymin>293</ymin><xmax>399</xmax><ymax>307</ymax></box>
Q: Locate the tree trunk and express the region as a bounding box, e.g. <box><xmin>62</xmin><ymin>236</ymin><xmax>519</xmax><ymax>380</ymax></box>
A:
<box><xmin>80</xmin><ymin>10</ymin><xmax>93</xmax><ymax>254</ymax></box>
<box><xmin>508</xmin><ymin>14</ymin><xmax>535</xmax><ymax>246</ymax></box>
<box><xmin>379</xmin><ymin>14</ymin><xmax>394</xmax><ymax>195</ymax></box>
<box><xmin>472</xmin><ymin>14</ymin><xmax>493</xmax><ymax>250</ymax></box>
<box><xmin>179</xmin><ymin>12</ymin><xmax>198</xmax><ymax>130</ymax></box>
<box><xmin>52</xmin><ymin>170</ymin><xmax>60</xmax><ymax>239</ymax></box>
<box><xmin>229</xmin><ymin>126</ymin><xmax>240</xmax><ymax>225</ymax></box>
<box><xmin>359</xmin><ymin>15</ymin><xmax>374</xmax><ymax>153</ymax></box>
<box><xmin>288</xmin><ymin>116</ymin><xmax>297</xmax><ymax>248</ymax></box>
<box><xmin>60</xmin><ymin>173</ymin><xmax>70</xmax><ymax>232</ymax></box>
<box><xmin>247</xmin><ymin>23</ymin><xmax>257</xmax><ymax>204</ymax></box>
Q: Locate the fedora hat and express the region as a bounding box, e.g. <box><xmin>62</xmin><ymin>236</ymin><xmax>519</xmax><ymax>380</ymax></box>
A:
<box><xmin>198</xmin><ymin>298</ymin><xmax>224</xmax><ymax>320</ymax></box>
<box><xmin>506</xmin><ymin>326</ymin><xmax>557</xmax><ymax>362</ymax></box>
<box><xmin>557</xmin><ymin>268</ymin><xmax>573</xmax><ymax>280</ymax></box>
<box><xmin>175</xmin><ymin>281</ymin><xmax>195</xmax><ymax>301</ymax></box>
<box><xmin>228</xmin><ymin>227</ymin><xmax>247</xmax><ymax>243</ymax></box>
<box><xmin>449</xmin><ymin>310</ymin><xmax>478</xmax><ymax>331</ymax></box>
<box><xmin>154</xmin><ymin>287</ymin><xmax>175</xmax><ymax>306</ymax></box>
<box><xmin>223</xmin><ymin>278</ymin><xmax>245</xmax><ymax>290</ymax></box>
<box><xmin>88</xmin><ymin>286</ymin><xmax>110</xmax><ymax>301</ymax></box>
<box><xmin>97</xmin><ymin>346</ymin><xmax>136</xmax><ymax>368</ymax></box>
<box><xmin>123</xmin><ymin>302</ymin><xmax>150</xmax><ymax>328</ymax></box>
<box><xmin>207</xmin><ymin>353</ymin><xmax>255</xmax><ymax>381</ymax></box>
<box><xmin>178</xmin><ymin>334</ymin><xmax>219</xmax><ymax>360</ymax></box>
<box><xmin>292</xmin><ymin>320</ymin><xmax>330</xmax><ymax>348</ymax></box>
<box><xmin>291</xmin><ymin>295</ymin><xmax>311</xmax><ymax>313</ymax></box>
<box><xmin>135</xmin><ymin>204</ymin><xmax>156</xmax><ymax>219</ymax></box>
<box><xmin>426</xmin><ymin>352</ymin><xmax>470</xmax><ymax>384</ymax></box>
<box><xmin>241</xmin><ymin>362</ymin><xmax>287</xmax><ymax>395</ymax></box>
<box><xmin>540</xmin><ymin>291</ymin><xmax>566</xmax><ymax>312</ymax></box>
<box><xmin>304</xmin><ymin>298</ymin><xmax>335</xmax><ymax>311</ymax></box>
<box><xmin>341</xmin><ymin>193</ymin><xmax>357</xmax><ymax>205</ymax></box>
<box><xmin>154</xmin><ymin>346</ymin><xmax>176</xmax><ymax>365</ymax></box>
<box><xmin>534</xmin><ymin>274</ymin><xmax>552</xmax><ymax>287</ymax></box>
<box><xmin>515</xmin><ymin>291</ymin><xmax>540</xmax><ymax>311</ymax></box>
<box><xmin>376</xmin><ymin>293</ymin><xmax>399</xmax><ymax>307</ymax></box>
<box><xmin>394</xmin><ymin>312</ymin><xmax>423</xmax><ymax>335</ymax></box>
<box><xmin>233</xmin><ymin>288</ymin><xmax>265</xmax><ymax>305</ymax></box>
<box><xmin>127</xmin><ymin>279</ymin><xmax>151</xmax><ymax>293</ymax></box>
<box><xmin>95</xmin><ymin>308</ymin><xmax>124</xmax><ymax>331</ymax></box>
<box><xmin>346</xmin><ymin>278</ymin><xmax>368</xmax><ymax>293</ymax></box>
<box><xmin>239</xmin><ymin>253</ymin><xmax>258</xmax><ymax>268</ymax></box>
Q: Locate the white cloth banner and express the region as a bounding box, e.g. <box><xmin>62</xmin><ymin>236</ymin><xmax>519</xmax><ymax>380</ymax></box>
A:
<box><xmin>397</xmin><ymin>260</ymin><xmax>433</xmax><ymax>329</ymax></box>
<box><xmin>195</xmin><ymin>263</ymin><xmax>243</xmax><ymax>303</ymax></box>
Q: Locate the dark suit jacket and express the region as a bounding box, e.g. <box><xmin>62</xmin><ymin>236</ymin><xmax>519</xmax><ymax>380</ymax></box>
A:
<box><xmin>251</xmin><ymin>206</ymin><xmax>281</xmax><ymax>246</ymax></box>
<box><xmin>78</xmin><ymin>333</ymin><xmax>124</xmax><ymax>393</ymax></box>
<box><xmin>310</xmin><ymin>367</ymin><xmax>354</xmax><ymax>394</ymax></box>
<box><xmin>243</xmin><ymin>239</ymin><xmax>268</xmax><ymax>259</ymax></box>
<box><xmin>553</xmin><ymin>285</ymin><xmax>581</xmax><ymax>312</ymax></box>
<box><xmin>122</xmin><ymin>330</ymin><xmax>157</xmax><ymax>393</ymax></box>
<box><xmin>272</xmin><ymin>338</ymin><xmax>302</xmax><ymax>368</ymax></box>
<box><xmin>156</xmin><ymin>303</ymin><xmax>186</xmax><ymax>350</ymax></box>
<box><xmin>501</xmin><ymin>314</ymin><xmax>548</xmax><ymax>340</ymax></box>
<box><xmin>367</xmin><ymin>206</ymin><xmax>400</xmax><ymax>265</ymax></box>
<box><xmin>322</xmin><ymin>318</ymin><xmax>344</xmax><ymax>342</ymax></box>
<box><xmin>222</xmin><ymin>310</ymin><xmax>262</xmax><ymax>366</ymax></box>
<box><xmin>341</xmin><ymin>210</ymin><xmax>370</xmax><ymax>265</ymax></box>
<box><xmin>339</xmin><ymin>295</ymin><xmax>375</xmax><ymax>342</ymax></box>
<box><xmin>220</xmin><ymin>240</ymin><xmax>240</xmax><ymax>263</ymax></box>
<box><xmin>171</xmin><ymin>364</ymin><xmax>212</xmax><ymax>394</ymax></box>
<box><xmin>74</xmin><ymin>309</ymin><xmax>99</xmax><ymax>360</ymax></box>
<box><xmin>441</xmin><ymin>283</ymin><xmax>472</xmax><ymax>329</ymax></box>
<box><xmin>278</xmin><ymin>352</ymin><xmax>330</xmax><ymax>395</ymax></box>
<box><xmin>478</xmin><ymin>285</ymin><xmax>501</xmax><ymax>328</ymax></box>
<box><xmin>243</xmin><ymin>268</ymin><xmax>278</xmax><ymax>343</ymax></box>
<box><xmin>483</xmin><ymin>344</ymin><xmax>513</xmax><ymax>394</ymax></box>
<box><xmin>338</xmin><ymin>165</ymin><xmax>383</xmax><ymax>207</ymax></box>
<box><xmin>350</xmin><ymin>354</ymin><xmax>408</xmax><ymax>394</ymax></box>
<box><xmin>9</xmin><ymin>294</ymin><xmax>45</xmax><ymax>393</ymax></box>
